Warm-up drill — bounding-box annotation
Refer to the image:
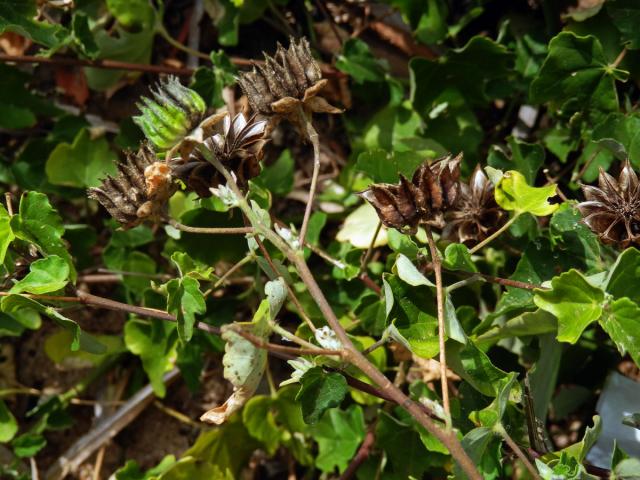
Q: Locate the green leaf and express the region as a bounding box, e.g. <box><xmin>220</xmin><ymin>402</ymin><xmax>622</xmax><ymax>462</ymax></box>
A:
<box><xmin>395</xmin><ymin>254</ymin><xmax>435</xmax><ymax>287</ymax></box>
<box><xmin>170</xmin><ymin>252</ymin><xmax>214</xmax><ymax>281</ymax></box>
<box><xmin>106</xmin><ymin>0</ymin><xmax>155</xmax><ymax>30</ymax></box>
<box><xmin>255</xmin><ymin>149</ymin><xmax>294</xmax><ymax>196</ymax></box>
<box><xmin>563</xmin><ymin>416</ymin><xmax>601</xmax><ymax>462</ymax></box>
<box><xmin>46</xmin><ymin>129</ymin><xmax>117</xmax><ymax>188</ymax></box>
<box><xmin>115</xmin><ymin>456</ymin><xmax>177</xmax><ymax>480</ymax></box>
<box><xmin>606</xmin><ymin>0</ymin><xmax>640</xmax><ymax>50</ymax></box>
<box><xmin>487</xmin><ymin>137</ymin><xmax>545</xmax><ymax>185</ymax></box>
<box><xmin>613</xmin><ymin>458</ymin><xmax>640</xmax><ymax>479</ymax></box>
<box><xmin>456</xmin><ymin>427</ymin><xmax>502</xmax><ymax>480</ymax></box>
<box><xmin>124</xmin><ymin>319</ymin><xmax>178</xmax><ymax>397</ymax></box>
<box><xmin>549</xmin><ymin>204</ymin><xmax>602</xmax><ymax>272</ymax></box>
<box><xmin>0</xmin><ymin>65</ymin><xmax>59</xmax><ymax>129</ymax></box>
<box><xmin>529</xmin><ymin>32</ymin><xmax>626</xmax><ymax>114</ymax></box>
<box><xmin>475</xmin><ymin>309</ymin><xmax>558</xmax><ymax>344</ymax></box>
<box><xmin>410</xmin><ymin>36</ymin><xmax>512</xmax><ymax>112</ymax></box>
<box><xmin>592</xmin><ymin>112</ymin><xmax>640</xmax><ymax>166</ymax></box>
<box><xmin>356</xmin><ymin>148</ymin><xmax>426</xmax><ymax>184</ymax></box>
<box><xmin>85</xmin><ymin>24</ymin><xmax>155</xmax><ymax>91</ymax></box>
<box><xmin>0</xmin><ymin>399</ymin><xmax>18</xmax><ymax>443</ymax></box>
<box><xmin>71</xmin><ymin>13</ymin><xmax>99</xmax><ymax>58</ymax></box>
<box><xmin>336</xmin><ymin>203</ymin><xmax>388</xmax><ymax>249</ymax></box>
<box><xmin>296</xmin><ymin>367</ymin><xmax>348</xmax><ymax>425</ymax></box>
<box><xmin>9</xmin><ymin>256</ymin><xmax>69</xmax><ymax>295</ymax></box>
<box><xmin>376</xmin><ymin>410</ymin><xmax>436</xmax><ymax>478</ymax></box>
<box><xmin>311</xmin><ymin>405</ymin><xmax>365</xmax><ymax>473</ymax></box>
<box><xmin>384</xmin><ymin>274</ymin><xmax>439</xmax><ymax>358</ymax></box>
<box><xmin>605</xmin><ymin>248</ymin><xmax>640</xmax><ymax>304</ymax></box>
<box><xmin>443</xmin><ymin>243</ymin><xmax>477</xmax><ymax>273</ymax></box>
<box><xmin>470</xmin><ymin>373</ymin><xmax>520</xmax><ymax>428</ymax></box>
<box><xmin>0</xmin><ymin>204</ymin><xmax>14</xmax><ymax>264</ymax></box>
<box><xmin>10</xmin><ymin>192</ymin><xmax>76</xmax><ymax>281</ymax></box>
<box><xmin>0</xmin><ymin>0</ymin><xmax>69</xmax><ymax>49</ymax></box>
<box><xmin>166</xmin><ymin>277</ymin><xmax>206</xmax><ymax>343</ymax></box>
<box><xmin>242</xmin><ymin>396</ymin><xmax>281</xmax><ymax>455</ymax></box>
<box><xmin>600</xmin><ymin>297</ymin><xmax>640</xmax><ymax>367</ymax></box>
<box><xmin>1</xmin><ymin>294</ymin><xmax>105</xmax><ymax>354</ymax></box>
<box><xmin>448</xmin><ymin>340</ymin><xmax>509</xmax><ymax>396</ymax></box>
<box><xmin>336</xmin><ymin>38</ymin><xmax>388</xmax><ymax>83</ymax></box>
<box><xmin>534</xmin><ymin>270</ymin><xmax>605</xmax><ymax>343</ymax></box>
<box><xmin>44</xmin><ymin>329</ymin><xmax>123</xmax><ymax>367</ymax></box>
<box><xmin>12</xmin><ymin>433</ymin><xmax>46</xmax><ymax>458</ymax></box>
<box><xmin>495</xmin><ymin>170</ymin><xmax>559</xmax><ymax>216</ymax></box>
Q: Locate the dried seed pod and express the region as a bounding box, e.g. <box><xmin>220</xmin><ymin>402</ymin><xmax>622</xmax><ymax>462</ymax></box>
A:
<box><xmin>442</xmin><ymin>165</ymin><xmax>507</xmax><ymax>245</ymax></box>
<box><xmin>88</xmin><ymin>145</ymin><xmax>176</xmax><ymax>228</ymax></box>
<box><xmin>171</xmin><ymin>112</ymin><xmax>267</xmax><ymax>197</ymax></box>
<box><xmin>237</xmin><ymin>36</ymin><xmax>341</xmax><ymax>124</ymax></box>
<box><xmin>358</xmin><ymin>153</ymin><xmax>462</xmax><ymax>234</ymax></box>
<box><xmin>577</xmin><ymin>161</ymin><xmax>640</xmax><ymax>247</ymax></box>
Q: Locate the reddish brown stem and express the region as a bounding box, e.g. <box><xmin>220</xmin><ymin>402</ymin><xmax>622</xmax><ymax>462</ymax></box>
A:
<box><xmin>339</xmin><ymin>428</ymin><xmax>376</xmax><ymax>480</ymax></box>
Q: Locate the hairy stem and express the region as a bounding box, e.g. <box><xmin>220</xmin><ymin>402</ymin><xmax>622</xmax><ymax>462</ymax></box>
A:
<box><xmin>496</xmin><ymin>423</ymin><xmax>541</xmax><ymax>480</ymax></box>
<box><xmin>468</xmin><ymin>214</ymin><xmax>519</xmax><ymax>255</ymax></box>
<box><xmin>299</xmin><ymin>111</ymin><xmax>321</xmax><ymax>247</ymax></box>
<box><xmin>205</xmin><ymin>154</ymin><xmax>482</xmax><ymax>480</ymax></box>
<box><xmin>425</xmin><ymin>227</ymin><xmax>451</xmax><ymax>429</ymax></box>
<box><xmin>170</xmin><ymin>219</ymin><xmax>253</xmax><ymax>235</ymax></box>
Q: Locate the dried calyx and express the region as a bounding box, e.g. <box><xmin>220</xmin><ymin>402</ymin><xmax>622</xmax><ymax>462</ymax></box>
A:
<box><xmin>172</xmin><ymin>112</ymin><xmax>267</xmax><ymax>197</ymax></box>
<box><xmin>88</xmin><ymin>145</ymin><xmax>176</xmax><ymax>229</ymax></box>
<box><xmin>237</xmin><ymin>36</ymin><xmax>341</xmax><ymax>126</ymax></box>
<box><xmin>443</xmin><ymin>165</ymin><xmax>507</xmax><ymax>245</ymax></box>
<box><xmin>358</xmin><ymin>154</ymin><xmax>462</xmax><ymax>234</ymax></box>
<box><xmin>577</xmin><ymin>161</ymin><xmax>640</xmax><ymax>248</ymax></box>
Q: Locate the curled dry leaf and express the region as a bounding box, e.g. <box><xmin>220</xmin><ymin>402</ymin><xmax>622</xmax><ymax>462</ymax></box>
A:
<box><xmin>358</xmin><ymin>153</ymin><xmax>462</xmax><ymax>234</ymax></box>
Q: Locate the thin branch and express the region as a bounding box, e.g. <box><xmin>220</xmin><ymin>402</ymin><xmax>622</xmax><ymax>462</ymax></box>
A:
<box><xmin>612</xmin><ymin>47</ymin><xmax>628</xmax><ymax>69</ymax></box>
<box><xmin>298</xmin><ymin>111</ymin><xmax>321</xmax><ymax>246</ymax></box>
<box><xmin>496</xmin><ymin>423</ymin><xmax>542</xmax><ymax>480</ymax></box>
<box><xmin>4</xmin><ymin>192</ymin><xmax>13</xmax><ymax>216</ymax></box>
<box><xmin>0</xmin><ymin>53</ymin><xmax>195</xmax><ymax>76</ymax></box>
<box><xmin>339</xmin><ymin>428</ymin><xmax>376</xmax><ymax>480</ymax></box>
<box><xmin>204</xmin><ymin>254</ymin><xmax>255</xmax><ymax>296</ymax></box>
<box><xmin>204</xmin><ymin>150</ymin><xmax>483</xmax><ymax>480</ymax></box>
<box><xmin>468</xmin><ymin>214</ymin><xmax>519</xmax><ymax>255</ymax></box>
<box><xmin>230</xmin><ymin>326</ymin><xmax>344</xmax><ymax>357</ymax></box>
<box><xmin>425</xmin><ymin>226</ymin><xmax>451</xmax><ymax>429</ymax></box>
<box><xmin>360</xmin><ymin>220</ymin><xmax>382</xmax><ymax>274</ymax></box>
<box><xmin>169</xmin><ymin>219</ymin><xmax>254</xmax><ymax>235</ymax></box>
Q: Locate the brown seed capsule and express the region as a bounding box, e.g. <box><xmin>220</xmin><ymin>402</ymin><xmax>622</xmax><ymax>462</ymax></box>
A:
<box><xmin>577</xmin><ymin>161</ymin><xmax>640</xmax><ymax>247</ymax></box>
<box><xmin>358</xmin><ymin>153</ymin><xmax>462</xmax><ymax>234</ymax></box>
<box><xmin>88</xmin><ymin>145</ymin><xmax>176</xmax><ymax>229</ymax></box>
<box><xmin>237</xmin><ymin>36</ymin><xmax>341</xmax><ymax>123</ymax></box>
<box><xmin>442</xmin><ymin>165</ymin><xmax>507</xmax><ymax>245</ymax></box>
<box><xmin>172</xmin><ymin>112</ymin><xmax>267</xmax><ymax>197</ymax></box>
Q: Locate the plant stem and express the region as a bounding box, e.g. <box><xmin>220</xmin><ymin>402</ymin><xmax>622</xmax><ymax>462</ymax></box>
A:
<box><xmin>271</xmin><ymin>322</ymin><xmax>319</xmax><ymax>350</ymax></box>
<box><xmin>205</xmin><ymin>254</ymin><xmax>255</xmax><ymax>295</ymax></box>
<box><xmin>468</xmin><ymin>214</ymin><xmax>519</xmax><ymax>255</ymax></box>
<box><xmin>360</xmin><ymin>220</ymin><xmax>382</xmax><ymax>274</ymax></box>
<box><xmin>298</xmin><ymin>111</ymin><xmax>321</xmax><ymax>247</ymax></box>
<box><xmin>157</xmin><ymin>26</ymin><xmax>211</xmax><ymax>61</ymax></box>
<box><xmin>169</xmin><ymin>219</ymin><xmax>253</xmax><ymax>235</ymax></box>
<box><xmin>496</xmin><ymin>423</ymin><xmax>541</xmax><ymax>480</ymax></box>
<box><xmin>612</xmin><ymin>47</ymin><xmax>628</xmax><ymax>69</ymax></box>
<box><xmin>232</xmin><ymin>327</ymin><xmax>343</xmax><ymax>357</ymax></box>
<box><xmin>205</xmin><ymin>154</ymin><xmax>482</xmax><ymax>480</ymax></box>
<box><xmin>425</xmin><ymin>226</ymin><xmax>451</xmax><ymax>429</ymax></box>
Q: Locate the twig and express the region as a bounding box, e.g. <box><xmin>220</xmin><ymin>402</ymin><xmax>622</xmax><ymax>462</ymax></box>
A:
<box><xmin>360</xmin><ymin>220</ymin><xmax>382</xmax><ymax>274</ymax></box>
<box><xmin>0</xmin><ymin>53</ymin><xmax>195</xmax><ymax>75</ymax></box>
<box><xmin>612</xmin><ymin>47</ymin><xmax>628</xmax><ymax>69</ymax></box>
<box><xmin>468</xmin><ymin>214</ymin><xmax>519</xmax><ymax>255</ymax></box>
<box><xmin>421</xmin><ymin>263</ymin><xmax>544</xmax><ymax>291</ymax></box>
<box><xmin>187</xmin><ymin>0</ymin><xmax>205</xmax><ymax>69</ymax></box>
<box><xmin>4</xmin><ymin>192</ymin><xmax>13</xmax><ymax>216</ymax></box>
<box><xmin>203</xmin><ymin>254</ymin><xmax>255</xmax><ymax>296</ymax></box>
<box><xmin>92</xmin><ymin>447</ymin><xmax>105</xmax><ymax>480</ymax></box>
<box><xmin>339</xmin><ymin>428</ymin><xmax>376</xmax><ymax>480</ymax></box>
<box><xmin>496</xmin><ymin>423</ymin><xmax>542</xmax><ymax>480</ymax></box>
<box><xmin>314</xmin><ymin>0</ymin><xmax>344</xmax><ymax>48</ymax></box>
<box><xmin>153</xmin><ymin>400</ymin><xmax>200</xmax><ymax>427</ymax></box>
<box><xmin>169</xmin><ymin>219</ymin><xmax>253</xmax><ymax>235</ymax></box>
<box><xmin>232</xmin><ymin>326</ymin><xmax>343</xmax><ymax>358</ymax></box>
<box><xmin>304</xmin><ymin>241</ymin><xmax>346</xmax><ymax>269</ymax></box>
<box><xmin>298</xmin><ymin>110</ymin><xmax>321</xmax><ymax>246</ymax></box>
<box><xmin>424</xmin><ymin>227</ymin><xmax>451</xmax><ymax>429</ymax></box>
<box><xmin>45</xmin><ymin>369</ymin><xmax>180</xmax><ymax>480</ymax></box>
<box><xmin>204</xmin><ymin>152</ymin><xmax>482</xmax><ymax>480</ymax></box>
